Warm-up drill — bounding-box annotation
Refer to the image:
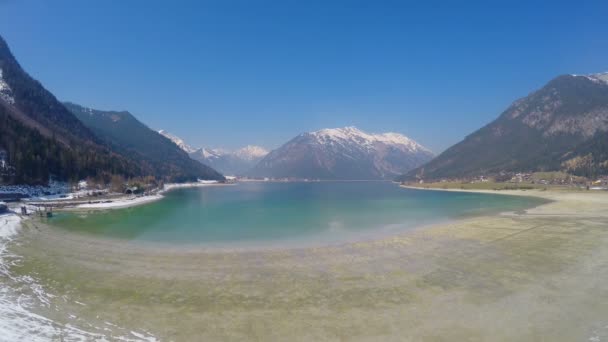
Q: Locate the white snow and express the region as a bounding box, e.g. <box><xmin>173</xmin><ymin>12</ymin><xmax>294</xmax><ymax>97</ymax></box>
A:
<box><xmin>75</xmin><ymin>181</ymin><xmax>223</xmax><ymax>209</ymax></box>
<box><xmin>589</xmin><ymin>72</ymin><xmax>608</xmax><ymax>84</ymax></box>
<box><xmin>200</xmin><ymin>148</ymin><xmax>224</xmax><ymax>159</ymax></box>
<box><xmin>234</xmin><ymin>145</ymin><xmax>269</xmax><ymax>160</ymax></box>
<box><xmin>309</xmin><ymin>126</ymin><xmax>432</xmax><ymax>154</ymax></box>
<box><xmin>78</xmin><ymin>180</ymin><xmax>88</xmax><ymax>189</ymax></box>
<box><xmin>198</xmin><ymin>146</ymin><xmax>267</xmax><ymax>161</ymax></box>
<box><xmin>0</xmin><ymin>213</ymin><xmax>20</xmax><ymax>239</ymax></box>
<box><xmin>0</xmin><ymin>213</ymin><xmax>158</xmax><ymax>341</ymax></box>
<box><xmin>571</xmin><ymin>72</ymin><xmax>608</xmax><ymax>85</ymax></box>
<box><xmin>76</xmin><ymin>195</ymin><xmax>163</xmax><ymax>209</ymax></box>
<box><xmin>158</xmin><ymin>130</ymin><xmax>198</xmax><ymax>153</ymax></box>
<box><xmin>0</xmin><ymin>180</ymin><xmax>71</xmax><ymax>199</ymax></box>
<box><xmin>0</xmin><ymin>210</ymin><xmax>159</xmax><ymax>341</ymax></box>
<box><xmin>158</xmin><ymin>130</ymin><xmax>268</xmax><ymax>162</ymax></box>
<box><xmin>0</xmin><ymin>68</ymin><xmax>15</xmax><ymax>105</ymax></box>
<box><xmin>163</xmin><ymin>180</ymin><xmax>220</xmax><ymax>189</ymax></box>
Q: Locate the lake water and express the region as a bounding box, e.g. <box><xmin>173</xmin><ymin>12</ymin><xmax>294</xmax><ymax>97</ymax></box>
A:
<box><xmin>48</xmin><ymin>182</ymin><xmax>546</xmax><ymax>247</ymax></box>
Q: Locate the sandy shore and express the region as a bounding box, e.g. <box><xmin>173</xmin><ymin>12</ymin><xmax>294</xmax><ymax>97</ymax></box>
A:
<box><xmin>5</xmin><ymin>187</ymin><xmax>608</xmax><ymax>341</ymax></box>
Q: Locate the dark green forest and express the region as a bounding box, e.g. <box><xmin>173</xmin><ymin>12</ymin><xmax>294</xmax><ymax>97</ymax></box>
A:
<box><xmin>0</xmin><ymin>105</ymin><xmax>140</xmax><ymax>184</ymax></box>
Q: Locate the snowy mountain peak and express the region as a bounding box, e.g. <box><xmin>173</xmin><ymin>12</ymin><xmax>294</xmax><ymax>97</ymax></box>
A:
<box><xmin>309</xmin><ymin>126</ymin><xmax>431</xmax><ymax>153</ymax></box>
<box><xmin>0</xmin><ymin>68</ymin><xmax>15</xmax><ymax>105</ymax></box>
<box><xmin>311</xmin><ymin>126</ymin><xmax>364</xmax><ymax>139</ymax></box>
<box><xmin>158</xmin><ymin>130</ymin><xmax>197</xmax><ymax>153</ymax></box>
<box><xmin>589</xmin><ymin>72</ymin><xmax>608</xmax><ymax>84</ymax></box>
<box><xmin>157</xmin><ymin>130</ymin><xmax>267</xmax><ymax>175</ymax></box>
<box><xmin>571</xmin><ymin>72</ymin><xmax>608</xmax><ymax>85</ymax></box>
<box><xmin>234</xmin><ymin>145</ymin><xmax>269</xmax><ymax>161</ymax></box>
<box><xmin>250</xmin><ymin>126</ymin><xmax>434</xmax><ymax>180</ymax></box>
<box><xmin>200</xmin><ymin>148</ymin><xmax>225</xmax><ymax>159</ymax></box>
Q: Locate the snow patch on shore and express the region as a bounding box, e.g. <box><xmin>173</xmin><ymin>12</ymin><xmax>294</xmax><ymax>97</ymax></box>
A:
<box><xmin>76</xmin><ymin>195</ymin><xmax>163</xmax><ymax>209</ymax></box>
<box><xmin>0</xmin><ymin>213</ymin><xmax>158</xmax><ymax>341</ymax></box>
<box><xmin>164</xmin><ymin>180</ymin><xmax>220</xmax><ymax>190</ymax></box>
<box><xmin>75</xmin><ymin>181</ymin><xmax>223</xmax><ymax>210</ymax></box>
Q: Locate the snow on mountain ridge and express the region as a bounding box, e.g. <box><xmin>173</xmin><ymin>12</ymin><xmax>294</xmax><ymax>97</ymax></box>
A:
<box><xmin>250</xmin><ymin>126</ymin><xmax>434</xmax><ymax>179</ymax></box>
<box><xmin>309</xmin><ymin>126</ymin><xmax>431</xmax><ymax>153</ymax></box>
<box><xmin>158</xmin><ymin>130</ymin><xmax>266</xmax><ymax>158</ymax></box>
<box><xmin>158</xmin><ymin>130</ymin><xmax>197</xmax><ymax>153</ymax></box>
<box><xmin>195</xmin><ymin>146</ymin><xmax>267</xmax><ymax>160</ymax></box>
<box><xmin>234</xmin><ymin>145</ymin><xmax>269</xmax><ymax>160</ymax></box>
<box><xmin>200</xmin><ymin>148</ymin><xmax>226</xmax><ymax>159</ymax></box>
<box><xmin>589</xmin><ymin>72</ymin><xmax>608</xmax><ymax>84</ymax></box>
<box><xmin>571</xmin><ymin>72</ymin><xmax>608</xmax><ymax>85</ymax></box>
<box><xmin>0</xmin><ymin>68</ymin><xmax>15</xmax><ymax>105</ymax></box>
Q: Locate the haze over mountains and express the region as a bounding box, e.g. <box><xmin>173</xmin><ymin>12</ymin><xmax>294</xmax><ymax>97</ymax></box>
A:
<box><xmin>158</xmin><ymin>130</ymin><xmax>269</xmax><ymax>176</ymax></box>
<box><xmin>249</xmin><ymin>127</ymin><xmax>434</xmax><ymax>180</ymax></box>
<box><xmin>401</xmin><ymin>72</ymin><xmax>608</xmax><ymax>181</ymax></box>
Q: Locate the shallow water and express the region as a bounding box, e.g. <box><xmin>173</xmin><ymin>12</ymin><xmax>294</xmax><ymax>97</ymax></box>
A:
<box><xmin>48</xmin><ymin>182</ymin><xmax>545</xmax><ymax>246</ymax></box>
<box><xmin>3</xmin><ymin>183</ymin><xmax>575</xmax><ymax>341</ymax></box>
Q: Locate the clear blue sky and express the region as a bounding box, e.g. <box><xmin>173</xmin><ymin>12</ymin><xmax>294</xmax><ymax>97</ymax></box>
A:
<box><xmin>1</xmin><ymin>1</ymin><xmax>607</xmax><ymax>152</ymax></box>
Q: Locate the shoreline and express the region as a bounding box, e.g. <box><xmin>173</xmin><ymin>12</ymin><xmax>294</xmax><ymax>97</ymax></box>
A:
<box><xmin>399</xmin><ymin>183</ymin><xmax>587</xmax><ymax>203</ymax></box>
<box><xmin>45</xmin><ymin>181</ymin><xmax>234</xmax><ymax>211</ymax></box>
<box><xmin>25</xmin><ymin>182</ymin><xmax>555</xmax><ymax>253</ymax></box>
<box><xmin>35</xmin><ymin>182</ymin><xmax>550</xmax><ymax>253</ymax></box>
<box><xmin>401</xmin><ymin>183</ymin><xmax>557</xmax><ymax>196</ymax></box>
<box><xmin>3</xmin><ymin>183</ymin><xmax>608</xmax><ymax>340</ymax></box>
<box><xmin>11</xmin><ymin>182</ymin><xmax>585</xmax><ymax>249</ymax></box>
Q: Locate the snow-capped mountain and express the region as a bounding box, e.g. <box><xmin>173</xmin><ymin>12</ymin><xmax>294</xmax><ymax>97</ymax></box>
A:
<box><xmin>234</xmin><ymin>145</ymin><xmax>269</xmax><ymax>161</ymax></box>
<box><xmin>158</xmin><ymin>130</ymin><xmax>268</xmax><ymax>175</ymax></box>
<box><xmin>191</xmin><ymin>146</ymin><xmax>269</xmax><ymax>175</ymax></box>
<box><xmin>158</xmin><ymin>130</ymin><xmax>197</xmax><ymax>153</ymax></box>
<box><xmin>248</xmin><ymin>126</ymin><xmax>433</xmax><ymax>180</ymax></box>
<box><xmin>572</xmin><ymin>72</ymin><xmax>608</xmax><ymax>85</ymax></box>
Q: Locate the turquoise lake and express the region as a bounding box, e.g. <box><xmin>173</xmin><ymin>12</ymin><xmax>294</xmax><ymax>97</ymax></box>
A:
<box><xmin>48</xmin><ymin>182</ymin><xmax>546</xmax><ymax>247</ymax></box>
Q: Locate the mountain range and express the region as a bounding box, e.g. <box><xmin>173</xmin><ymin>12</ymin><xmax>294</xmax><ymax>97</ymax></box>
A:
<box><xmin>158</xmin><ymin>130</ymin><xmax>268</xmax><ymax>175</ymax></box>
<box><xmin>0</xmin><ymin>35</ymin><xmax>223</xmax><ymax>184</ymax></box>
<box><xmin>66</xmin><ymin>104</ymin><xmax>223</xmax><ymax>182</ymax></box>
<box><xmin>0</xmin><ymin>36</ymin><xmax>143</xmax><ymax>184</ymax></box>
<box><xmin>249</xmin><ymin>126</ymin><xmax>434</xmax><ymax>180</ymax></box>
<box><xmin>401</xmin><ymin>72</ymin><xmax>608</xmax><ymax>181</ymax></box>
<box><xmin>2</xmin><ymin>30</ymin><xmax>608</xmax><ymax>185</ymax></box>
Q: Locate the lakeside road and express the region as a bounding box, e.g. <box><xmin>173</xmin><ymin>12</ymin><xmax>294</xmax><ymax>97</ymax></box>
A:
<box><xmin>5</xmin><ymin>186</ymin><xmax>608</xmax><ymax>341</ymax></box>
